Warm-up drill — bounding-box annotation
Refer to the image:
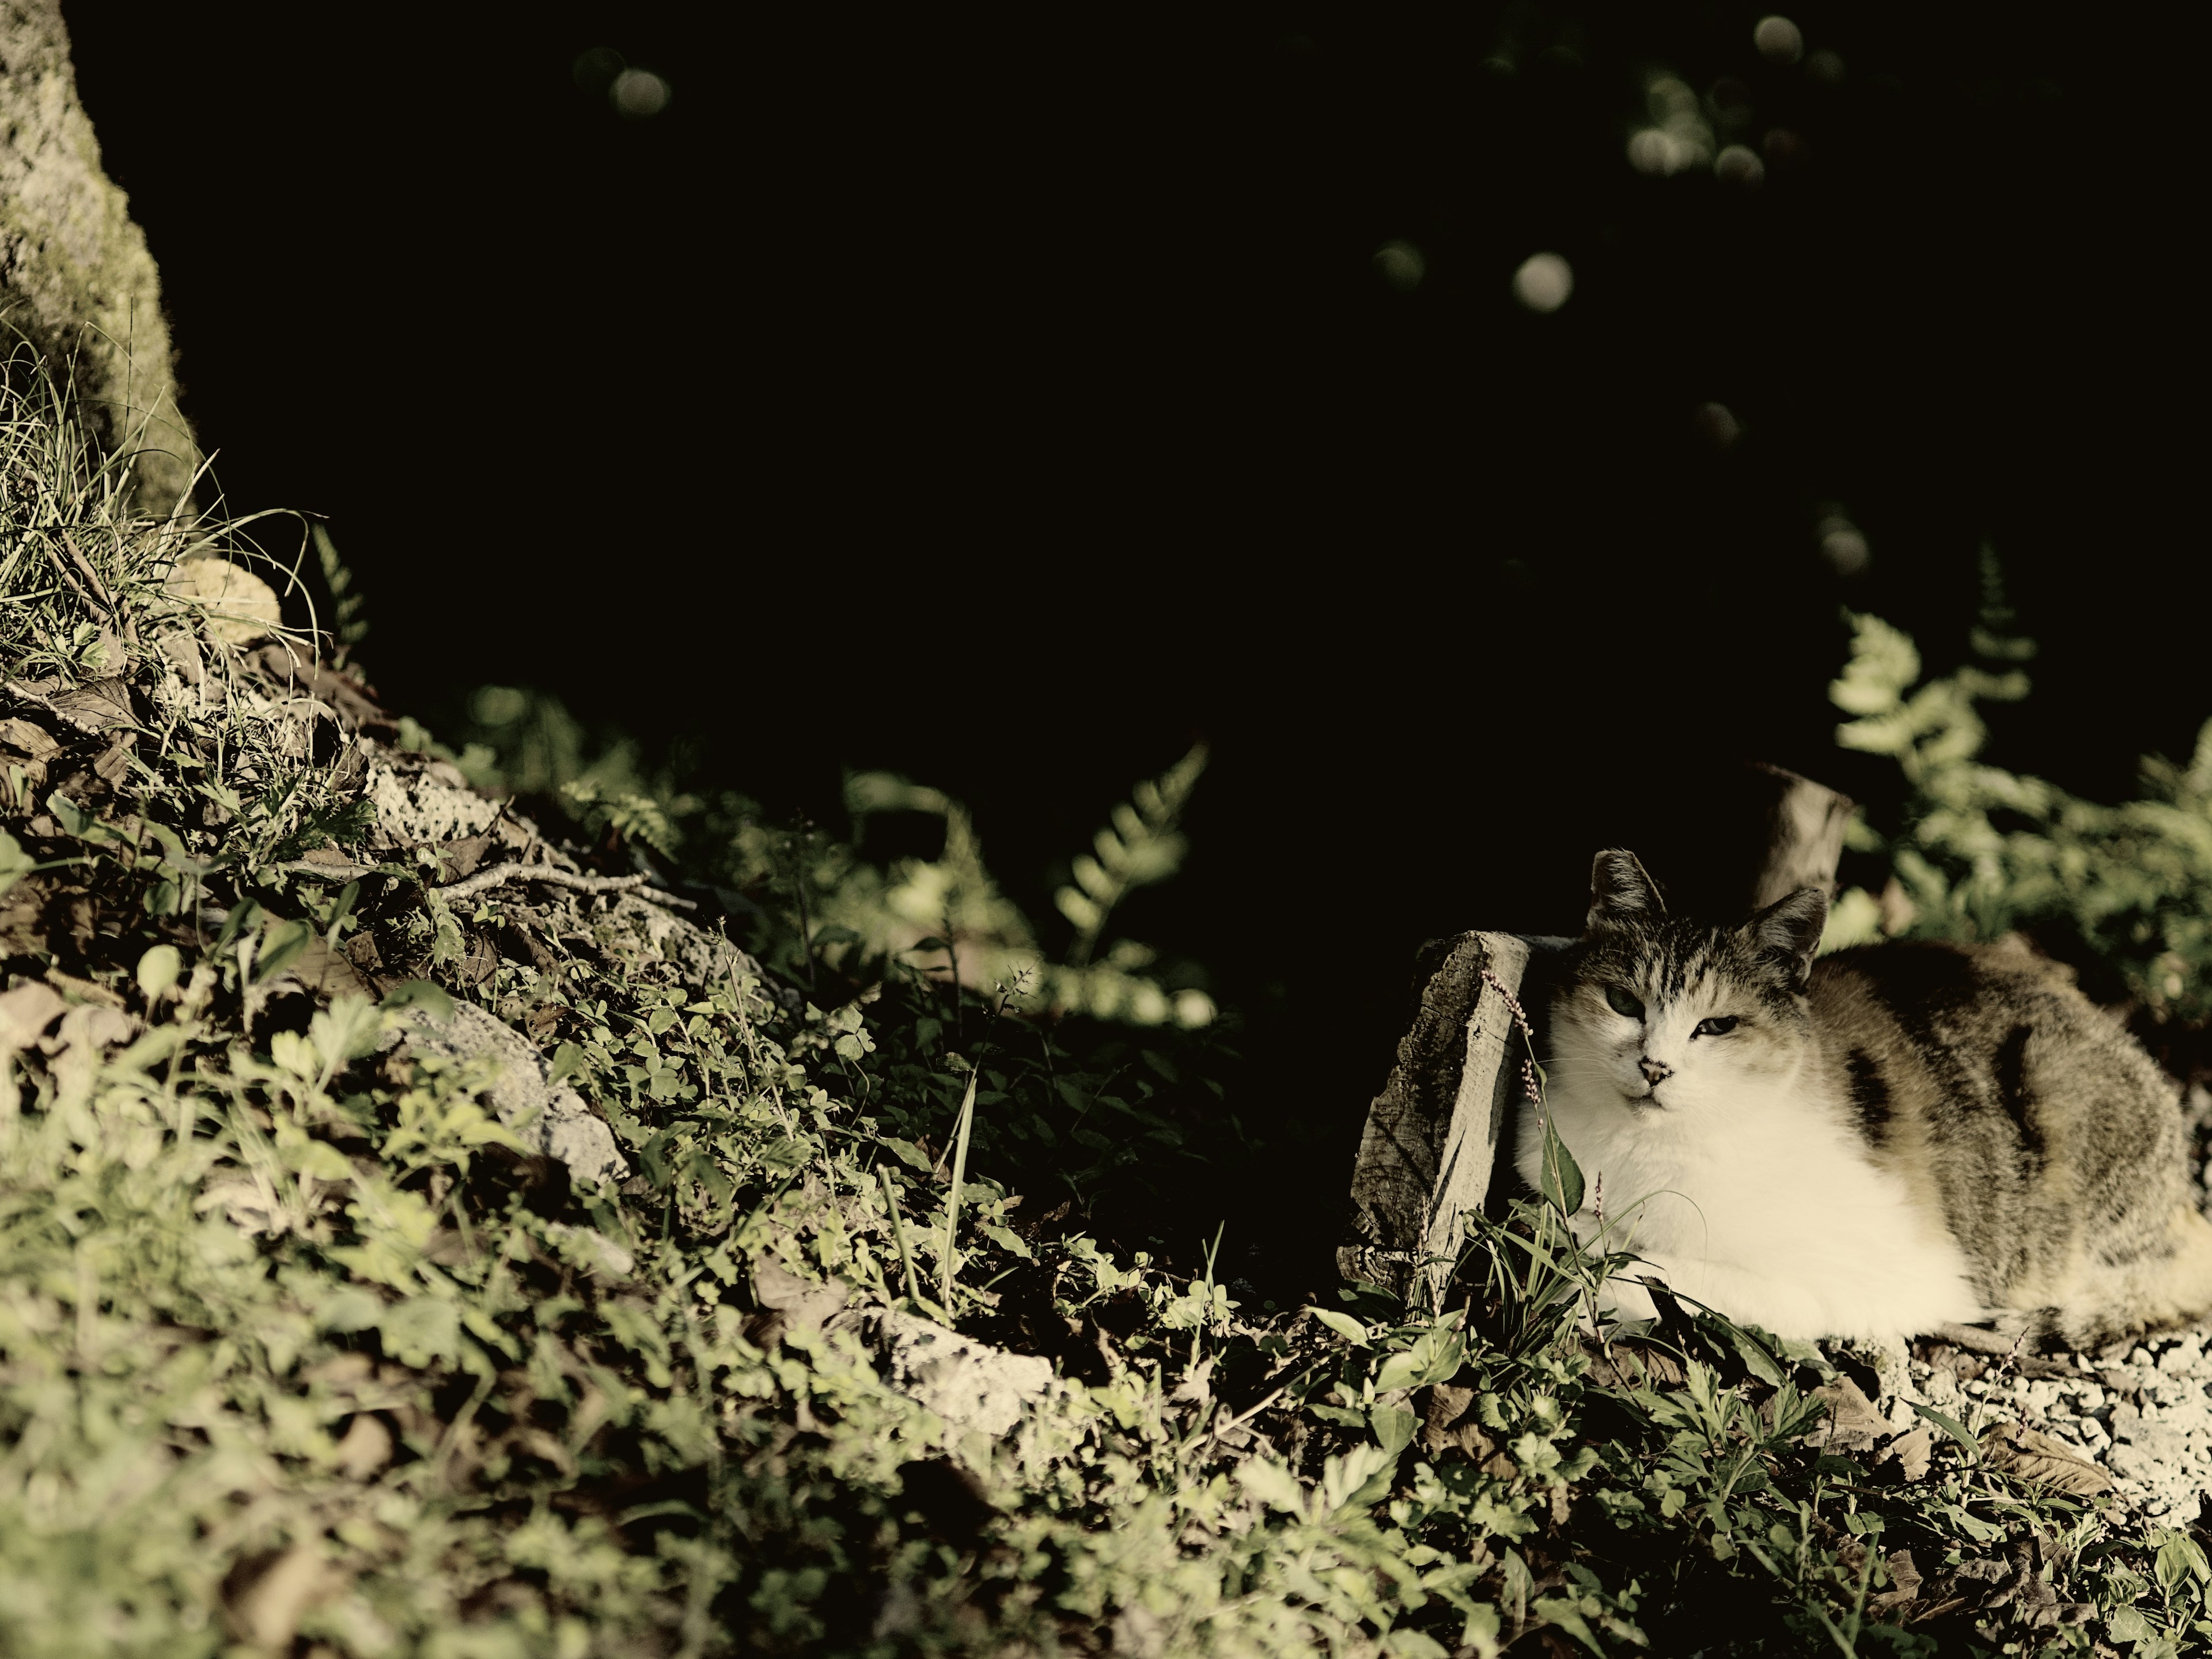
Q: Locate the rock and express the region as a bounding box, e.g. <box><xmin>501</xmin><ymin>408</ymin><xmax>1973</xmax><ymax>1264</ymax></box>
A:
<box><xmin>873</xmin><ymin>1308</ymin><xmax>1052</xmax><ymax>1438</ymax></box>
<box><xmin>0</xmin><ymin>981</ymin><xmax>65</xmax><ymax>1055</ymax></box>
<box><xmin>391</xmin><ymin>999</ymin><xmax>626</xmax><ymax>1186</ymax></box>
<box><xmin>366</xmin><ymin>755</ymin><xmax>503</xmax><ymax>847</ymax></box>
<box><xmin>163</xmin><ymin>559</ymin><xmax>282</xmax><ymax>647</ymax></box>
<box><xmin>2114</xmin><ymin>1417</ymin><xmax>2190</xmax><ymax>1464</ymax></box>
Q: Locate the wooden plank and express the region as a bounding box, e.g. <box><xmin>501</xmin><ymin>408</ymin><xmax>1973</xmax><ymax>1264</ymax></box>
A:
<box><xmin>1338</xmin><ymin>931</ymin><xmax>1529</xmax><ymax>1304</ymax></box>
<box><xmin>1750</xmin><ymin>762</ymin><xmax>1855</xmax><ymax>908</ymax></box>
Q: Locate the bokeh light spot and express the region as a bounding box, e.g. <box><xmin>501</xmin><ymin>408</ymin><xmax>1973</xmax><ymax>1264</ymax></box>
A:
<box><xmin>1371</xmin><ymin>240</ymin><xmax>1424</xmax><ymax>291</ymax></box>
<box><xmin>1715</xmin><ymin>145</ymin><xmax>1766</xmax><ymax>187</ymax></box>
<box><xmin>1512</xmin><ymin>252</ymin><xmax>1574</xmax><ymax>312</ymax></box>
<box><xmin>1373</xmin><ymin>241</ymin><xmax>1426</xmax><ymax>291</ymax></box>
<box><xmin>610</xmin><ymin>67</ymin><xmax>672</xmax><ymax>118</ymax></box>
<box><xmin>1818</xmin><ymin>513</ymin><xmax>1870</xmax><ymax>575</ymax></box>
<box><xmin>1696</xmin><ymin>403</ymin><xmax>1743</xmax><ymax>450</ymax></box>
<box><xmin>1628</xmin><ymin>73</ymin><xmax>1714</xmax><ymax>175</ymax></box>
<box><xmin>1754</xmin><ymin>17</ymin><xmax>1805</xmax><ymax>65</ymax></box>
<box><xmin>1806</xmin><ymin>49</ymin><xmax>1846</xmax><ymax>84</ymax></box>
<box><xmin>573</xmin><ymin>46</ymin><xmax>623</xmax><ymax>90</ymax></box>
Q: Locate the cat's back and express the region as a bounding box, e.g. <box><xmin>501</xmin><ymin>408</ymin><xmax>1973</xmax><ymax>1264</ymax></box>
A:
<box><xmin>1808</xmin><ymin>935</ymin><xmax>2164</xmax><ymax>1136</ymax></box>
<box><xmin>1807</xmin><ymin>935</ymin><xmax>2190</xmax><ymax>1313</ymax></box>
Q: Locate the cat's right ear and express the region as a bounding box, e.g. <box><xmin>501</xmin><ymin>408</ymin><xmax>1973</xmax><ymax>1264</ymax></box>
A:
<box><xmin>1588</xmin><ymin>850</ymin><xmax>1664</xmax><ymax>933</ymax></box>
<box><xmin>1742</xmin><ymin>885</ymin><xmax>1828</xmax><ymax>991</ymax></box>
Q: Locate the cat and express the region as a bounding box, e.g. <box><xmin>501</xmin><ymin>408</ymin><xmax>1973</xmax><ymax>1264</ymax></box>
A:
<box><xmin>1514</xmin><ymin>849</ymin><xmax>2212</xmax><ymax>1347</ymax></box>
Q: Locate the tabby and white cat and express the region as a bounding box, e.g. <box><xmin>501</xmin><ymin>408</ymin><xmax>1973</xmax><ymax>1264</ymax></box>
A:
<box><xmin>1516</xmin><ymin>850</ymin><xmax>2212</xmax><ymax>1346</ymax></box>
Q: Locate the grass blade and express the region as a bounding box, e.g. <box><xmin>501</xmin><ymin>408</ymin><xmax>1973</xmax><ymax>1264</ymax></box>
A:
<box><xmin>879</xmin><ymin>1166</ymin><xmax>922</xmax><ymax>1309</ymax></box>
<box><xmin>938</xmin><ymin>1066</ymin><xmax>979</xmax><ymax>1307</ymax></box>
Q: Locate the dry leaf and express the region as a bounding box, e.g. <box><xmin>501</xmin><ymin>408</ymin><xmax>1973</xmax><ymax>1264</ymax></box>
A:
<box><xmin>46</xmin><ymin>676</ymin><xmax>135</xmax><ymax>734</ymax></box>
<box><xmin>286</xmin><ymin>936</ymin><xmax>370</xmax><ymax>999</ymax></box>
<box><xmin>1805</xmin><ymin>1377</ymin><xmax>1889</xmax><ymax>1452</ymax></box>
<box><xmin>1878</xmin><ymin>1423</ymin><xmax>1935</xmax><ymax>1481</ymax></box>
<box><xmin>1982</xmin><ymin>1421</ymin><xmax>2112</xmax><ymax>1495</ymax></box>
<box><xmin>0</xmin><ymin>717</ymin><xmax>60</xmax><ymax>761</ymax></box>
<box><xmin>1869</xmin><ymin>1548</ymin><xmax>1923</xmax><ymax>1615</ymax></box>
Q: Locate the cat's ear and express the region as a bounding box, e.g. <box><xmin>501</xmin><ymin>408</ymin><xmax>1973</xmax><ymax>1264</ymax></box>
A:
<box><xmin>1587</xmin><ymin>850</ymin><xmax>1664</xmax><ymax>933</ymax></box>
<box><xmin>1743</xmin><ymin>886</ymin><xmax>1828</xmax><ymax>990</ymax></box>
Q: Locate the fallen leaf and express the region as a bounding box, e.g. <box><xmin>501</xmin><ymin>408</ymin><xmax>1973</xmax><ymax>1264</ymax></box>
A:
<box><xmin>1878</xmin><ymin>1423</ymin><xmax>1934</xmax><ymax>1481</ymax></box>
<box><xmin>1806</xmin><ymin>1377</ymin><xmax>1889</xmax><ymax>1453</ymax></box>
<box><xmin>287</xmin><ymin>935</ymin><xmax>370</xmax><ymax>999</ymax></box>
<box><xmin>1983</xmin><ymin>1421</ymin><xmax>2112</xmax><ymax>1495</ymax></box>
<box><xmin>0</xmin><ymin>717</ymin><xmax>60</xmax><ymax>760</ymax></box>
<box><xmin>46</xmin><ymin>677</ymin><xmax>136</xmax><ymax>734</ymax></box>
<box><xmin>1869</xmin><ymin>1548</ymin><xmax>1923</xmax><ymax>1615</ymax></box>
<box><xmin>252</xmin><ymin>643</ymin><xmax>389</xmax><ymax>726</ymax></box>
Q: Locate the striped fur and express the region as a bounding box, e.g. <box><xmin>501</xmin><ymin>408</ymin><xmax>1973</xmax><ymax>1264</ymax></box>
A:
<box><xmin>1517</xmin><ymin>850</ymin><xmax>2212</xmax><ymax>1346</ymax></box>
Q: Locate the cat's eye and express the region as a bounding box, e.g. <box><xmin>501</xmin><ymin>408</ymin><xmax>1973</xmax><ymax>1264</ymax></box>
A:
<box><xmin>1604</xmin><ymin>986</ymin><xmax>1644</xmax><ymax>1019</ymax></box>
<box><xmin>1694</xmin><ymin>1016</ymin><xmax>1739</xmax><ymax>1037</ymax></box>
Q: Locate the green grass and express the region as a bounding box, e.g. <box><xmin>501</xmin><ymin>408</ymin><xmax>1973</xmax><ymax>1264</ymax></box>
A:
<box><xmin>2</xmin><ymin>351</ymin><xmax>2209</xmax><ymax>1655</ymax></box>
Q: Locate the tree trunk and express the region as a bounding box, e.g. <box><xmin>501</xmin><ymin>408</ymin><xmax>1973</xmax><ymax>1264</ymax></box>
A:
<box><xmin>1</xmin><ymin>0</ymin><xmax>196</xmax><ymax>514</ymax></box>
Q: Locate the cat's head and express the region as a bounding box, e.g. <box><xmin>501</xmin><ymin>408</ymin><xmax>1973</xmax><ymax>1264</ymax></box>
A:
<box><xmin>1547</xmin><ymin>850</ymin><xmax>1828</xmax><ymax>1118</ymax></box>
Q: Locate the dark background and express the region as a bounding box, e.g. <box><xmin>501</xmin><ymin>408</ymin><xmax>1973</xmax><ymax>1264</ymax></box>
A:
<box><xmin>65</xmin><ymin>2</ymin><xmax>2206</xmax><ymax>1229</ymax></box>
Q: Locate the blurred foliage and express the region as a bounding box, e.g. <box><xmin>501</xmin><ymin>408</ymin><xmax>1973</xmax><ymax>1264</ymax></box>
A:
<box><xmin>1824</xmin><ymin>551</ymin><xmax>2212</xmax><ymax>1028</ymax></box>
<box><xmin>441</xmin><ymin>685</ymin><xmax>1215</xmax><ymax>1031</ymax></box>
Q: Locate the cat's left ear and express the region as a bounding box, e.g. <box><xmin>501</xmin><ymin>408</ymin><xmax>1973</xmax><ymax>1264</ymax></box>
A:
<box><xmin>1743</xmin><ymin>887</ymin><xmax>1828</xmax><ymax>991</ymax></box>
<box><xmin>1588</xmin><ymin>849</ymin><xmax>1665</xmax><ymax>933</ymax></box>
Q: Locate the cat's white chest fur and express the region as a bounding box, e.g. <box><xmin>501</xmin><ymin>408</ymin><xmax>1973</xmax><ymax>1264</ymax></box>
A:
<box><xmin>1517</xmin><ymin>1073</ymin><xmax>1981</xmax><ymax>1343</ymax></box>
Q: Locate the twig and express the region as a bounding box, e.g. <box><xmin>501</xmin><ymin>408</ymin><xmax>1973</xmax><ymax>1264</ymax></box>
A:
<box><xmin>271</xmin><ymin>858</ymin><xmax>384</xmax><ymax>882</ymax></box>
<box><xmin>440</xmin><ymin>860</ymin><xmax>694</xmax><ymax>907</ymax></box>
<box><xmin>1213</xmin><ymin>1359</ymin><xmax>1327</xmax><ymax>1437</ymax></box>
<box><xmin>274</xmin><ymin>857</ymin><xmax>696</xmax><ymax>909</ymax></box>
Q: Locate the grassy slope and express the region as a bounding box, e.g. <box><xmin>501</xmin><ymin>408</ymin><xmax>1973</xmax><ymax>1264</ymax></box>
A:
<box><xmin>1</xmin><ymin>363</ymin><xmax>2207</xmax><ymax>1657</ymax></box>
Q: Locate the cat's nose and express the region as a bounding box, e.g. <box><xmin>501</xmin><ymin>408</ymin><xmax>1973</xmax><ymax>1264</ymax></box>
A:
<box><xmin>1638</xmin><ymin>1056</ymin><xmax>1673</xmax><ymax>1086</ymax></box>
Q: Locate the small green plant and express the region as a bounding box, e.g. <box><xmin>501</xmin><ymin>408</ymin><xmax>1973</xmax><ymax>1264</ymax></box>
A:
<box><xmin>1825</xmin><ymin>548</ymin><xmax>2212</xmax><ymax>1027</ymax></box>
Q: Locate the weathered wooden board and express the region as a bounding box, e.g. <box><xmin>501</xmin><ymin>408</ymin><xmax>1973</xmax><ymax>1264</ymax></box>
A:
<box><xmin>1338</xmin><ymin>931</ymin><xmax>1532</xmax><ymax>1302</ymax></box>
